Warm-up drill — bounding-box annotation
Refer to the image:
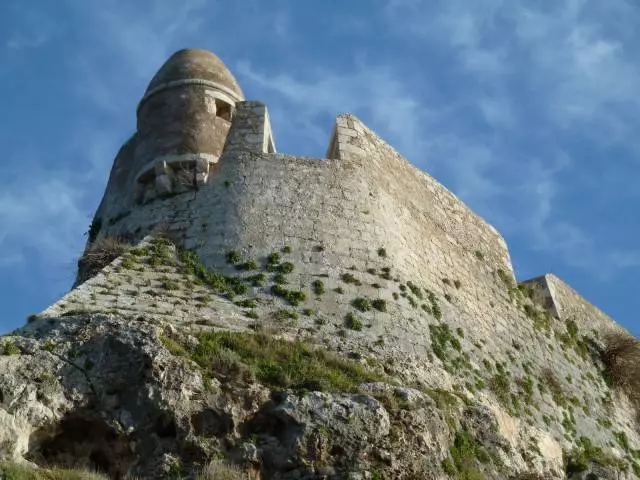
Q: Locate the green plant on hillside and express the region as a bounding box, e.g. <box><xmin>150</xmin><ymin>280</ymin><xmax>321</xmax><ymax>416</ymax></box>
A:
<box><xmin>0</xmin><ymin>462</ymin><xmax>109</xmax><ymax>480</ymax></box>
<box><xmin>1</xmin><ymin>341</ymin><xmax>20</xmax><ymax>356</ymax></box>
<box><xmin>377</xmin><ymin>247</ymin><xmax>387</xmax><ymax>257</ymax></box>
<box><xmin>179</xmin><ymin>250</ymin><xmax>247</xmax><ymax>298</ymax></box>
<box><xmin>185</xmin><ymin>330</ymin><xmax>381</xmax><ymax>392</ymax></box>
<box><xmin>352</xmin><ymin>297</ymin><xmax>372</xmax><ymax>312</ymax></box>
<box><xmin>372</xmin><ymin>299</ymin><xmax>387</xmax><ymax>312</ymax></box>
<box><xmin>226</xmin><ymin>250</ymin><xmax>241</xmax><ymax>264</ymax></box>
<box><xmin>341</xmin><ymin>272</ymin><xmax>362</xmax><ymax>285</ymax></box>
<box><xmin>271</xmin><ymin>285</ymin><xmax>306</xmax><ymax>306</ymax></box>
<box><xmin>345</xmin><ymin>312</ymin><xmax>363</xmax><ymax>331</ymax></box>
<box><xmin>312</xmin><ymin>279</ymin><xmax>325</xmax><ymax>295</ymax></box>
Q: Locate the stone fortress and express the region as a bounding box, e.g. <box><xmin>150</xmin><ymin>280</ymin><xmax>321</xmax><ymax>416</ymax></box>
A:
<box><xmin>84</xmin><ymin>48</ymin><xmax>620</xmax><ymax>344</ymax></box>
<box><xmin>3</xmin><ymin>48</ymin><xmax>639</xmax><ymax>479</ymax></box>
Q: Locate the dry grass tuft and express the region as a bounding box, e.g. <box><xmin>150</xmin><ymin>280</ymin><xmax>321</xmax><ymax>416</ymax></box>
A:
<box><xmin>197</xmin><ymin>460</ymin><xmax>255</xmax><ymax>480</ymax></box>
<box><xmin>602</xmin><ymin>331</ymin><xmax>640</xmax><ymax>400</ymax></box>
<box><xmin>77</xmin><ymin>237</ymin><xmax>130</xmax><ymax>282</ymax></box>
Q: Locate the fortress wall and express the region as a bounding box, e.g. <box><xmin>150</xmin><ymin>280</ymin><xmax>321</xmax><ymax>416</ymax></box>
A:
<box><xmin>523</xmin><ymin>274</ymin><xmax>627</xmax><ymax>337</ymax></box>
<box><xmin>91</xmin><ymin>112</ymin><xmax>522</xmax><ymax>343</ymax></box>
<box><xmin>331</xmin><ymin>114</ymin><xmax>514</xmax><ymax>277</ymax></box>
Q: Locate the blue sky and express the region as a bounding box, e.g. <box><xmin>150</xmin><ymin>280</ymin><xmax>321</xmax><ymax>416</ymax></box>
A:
<box><xmin>0</xmin><ymin>0</ymin><xmax>638</xmax><ymax>335</ymax></box>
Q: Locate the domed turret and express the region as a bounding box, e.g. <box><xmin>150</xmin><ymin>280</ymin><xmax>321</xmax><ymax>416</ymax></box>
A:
<box><xmin>144</xmin><ymin>48</ymin><xmax>244</xmax><ymax>101</ymax></box>
<box><xmin>132</xmin><ymin>49</ymin><xmax>244</xmax><ymax>203</ymax></box>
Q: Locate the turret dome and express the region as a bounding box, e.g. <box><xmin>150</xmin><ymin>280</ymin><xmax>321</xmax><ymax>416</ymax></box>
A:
<box><xmin>143</xmin><ymin>48</ymin><xmax>244</xmax><ymax>101</ymax></box>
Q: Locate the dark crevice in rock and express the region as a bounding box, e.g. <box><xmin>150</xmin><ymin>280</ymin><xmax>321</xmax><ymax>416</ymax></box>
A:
<box><xmin>26</xmin><ymin>412</ymin><xmax>135</xmax><ymax>479</ymax></box>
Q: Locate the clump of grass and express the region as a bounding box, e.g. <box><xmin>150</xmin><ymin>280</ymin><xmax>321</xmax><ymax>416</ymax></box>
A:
<box><xmin>372</xmin><ymin>299</ymin><xmax>387</xmax><ymax>312</ymax></box>
<box><xmin>377</xmin><ymin>247</ymin><xmax>387</xmax><ymax>258</ymax></box>
<box><xmin>78</xmin><ymin>236</ymin><xmax>130</xmax><ymax>281</ymax></box>
<box><xmin>1</xmin><ymin>341</ymin><xmax>20</xmax><ymax>356</ymax></box>
<box><xmin>406</xmin><ymin>281</ymin><xmax>423</xmax><ymax>299</ymax></box>
<box><xmin>445</xmin><ymin>430</ymin><xmax>491</xmax><ymax>479</ymax></box>
<box><xmin>235</xmin><ymin>299</ymin><xmax>257</xmax><ymax>308</ymax></box>
<box><xmin>601</xmin><ymin>331</ymin><xmax>640</xmax><ymax>397</ymax></box>
<box><xmin>303</xmin><ymin>308</ymin><xmax>314</xmax><ymax>316</ymax></box>
<box><xmin>352</xmin><ymin>297</ymin><xmax>372</xmax><ymax>312</ymax></box>
<box><xmin>271</xmin><ymin>284</ymin><xmax>307</xmax><ymax>306</ymax></box>
<box><xmin>566</xmin><ymin>436</ymin><xmax>628</xmax><ymax>474</ymax></box>
<box><xmin>281</xmin><ymin>245</ymin><xmax>292</xmax><ymax>254</ymax></box>
<box><xmin>313</xmin><ymin>245</ymin><xmax>325</xmax><ymax>252</ymax></box>
<box><xmin>276</xmin><ymin>262</ymin><xmax>295</xmax><ymax>274</ymax></box>
<box><xmin>341</xmin><ymin>272</ymin><xmax>362</xmax><ymax>286</ymax></box>
<box><xmin>0</xmin><ymin>462</ymin><xmax>109</xmax><ymax>480</ymax></box>
<box><xmin>474</xmin><ymin>250</ymin><xmax>484</xmax><ymax>261</ymax></box>
<box><xmin>379</xmin><ymin>267</ymin><xmax>392</xmax><ymax>280</ymax></box>
<box><xmin>429</xmin><ymin>323</ymin><xmax>461</xmax><ymax>362</ymax></box>
<box><xmin>345</xmin><ymin>312</ymin><xmax>363</xmax><ymax>331</ymax></box>
<box><xmin>226</xmin><ymin>250</ymin><xmax>241</xmax><ymax>264</ymax></box>
<box><xmin>180</xmin><ymin>250</ymin><xmax>247</xmax><ymax>298</ymax></box>
<box><xmin>274</xmin><ymin>309</ymin><xmax>299</xmax><ymax>321</ymax></box>
<box><xmin>454</xmin><ymin>280</ymin><xmax>462</xmax><ymax>289</ymax></box>
<box><xmin>27</xmin><ymin>313</ymin><xmax>39</xmax><ymax>323</ymax></box>
<box><xmin>246</xmin><ymin>273</ymin><xmax>266</xmax><ymax>287</ymax></box>
<box><xmin>161</xmin><ymin>278</ymin><xmax>180</xmax><ymax>291</ymax></box>
<box><xmin>267</xmin><ymin>252</ymin><xmax>281</xmax><ymax>265</ymax></box>
<box><xmin>540</xmin><ymin>368</ymin><xmax>567</xmax><ymax>407</ymax></box>
<box><xmin>198</xmin><ymin>460</ymin><xmax>252</xmax><ymax>480</ymax></box>
<box><xmin>245</xmin><ymin>310</ymin><xmax>259</xmax><ymax>319</ymax></box>
<box><xmin>312</xmin><ymin>279</ymin><xmax>325</xmax><ymax>296</ymax></box>
<box><xmin>186</xmin><ymin>331</ymin><xmax>381</xmax><ymax>391</ymax></box>
<box><xmin>334</xmin><ymin>287</ymin><xmax>344</xmax><ymax>294</ymax></box>
<box><xmin>235</xmin><ymin>260</ymin><xmax>258</xmax><ymax>271</ymax></box>
<box><xmin>273</xmin><ymin>273</ymin><xmax>288</xmax><ymax>284</ymax></box>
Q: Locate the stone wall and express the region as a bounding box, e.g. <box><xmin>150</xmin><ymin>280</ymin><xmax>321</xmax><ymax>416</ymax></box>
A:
<box><xmin>522</xmin><ymin>274</ymin><xmax>628</xmax><ymax>336</ymax></box>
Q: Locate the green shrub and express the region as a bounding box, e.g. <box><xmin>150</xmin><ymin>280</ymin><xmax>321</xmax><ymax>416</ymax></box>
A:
<box><xmin>352</xmin><ymin>297</ymin><xmax>372</xmax><ymax>312</ymax></box>
<box><xmin>271</xmin><ymin>285</ymin><xmax>307</xmax><ymax>306</ymax></box>
<box><xmin>345</xmin><ymin>312</ymin><xmax>363</xmax><ymax>331</ymax></box>
<box><xmin>235</xmin><ymin>299</ymin><xmax>257</xmax><ymax>308</ymax></box>
<box><xmin>235</xmin><ymin>260</ymin><xmax>258</xmax><ymax>271</ymax></box>
<box><xmin>273</xmin><ymin>273</ymin><xmax>288</xmax><ymax>284</ymax></box>
<box><xmin>246</xmin><ymin>273</ymin><xmax>266</xmax><ymax>287</ymax></box>
<box><xmin>27</xmin><ymin>314</ymin><xmax>39</xmax><ymax>323</ymax></box>
<box><xmin>275</xmin><ymin>309</ymin><xmax>299</xmax><ymax>321</ymax></box>
<box><xmin>312</xmin><ymin>280</ymin><xmax>325</xmax><ymax>295</ymax></box>
<box><xmin>226</xmin><ymin>250</ymin><xmax>241</xmax><ymax>264</ymax></box>
<box><xmin>372</xmin><ymin>299</ymin><xmax>387</xmax><ymax>312</ymax></box>
<box><xmin>180</xmin><ymin>250</ymin><xmax>247</xmax><ymax>298</ymax></box>
<box><xmin>245</xmin><ymin>310</ymin><xmax>259</xmax><ymax>319</ymax></box>
<box><xmin>406</xmin><ymin>281</ymin><xmax>423</xmax><ymax>299</ymax></box>
<box><xmin>267</xmin><ymin>252</ymin><xmax>281</xmax><ymax>265</ymax></box>
<box><xmin>377</xmin><ymin>247</ymin><xmax>387</xmax><ymax>258</ymax></box>
<box><xmin>161</xmin><ymin>278</ymin><xmax>180</xmax><ymax>290</ymax></box>
<box><xmin>277</xmin><ymin>262</ymin><xmax>295</xmax><ymax>274</ymax></box>
<box><xmin>341</xmin><ymin>273</ymin><xmax>362</xmax><ymax>285</ymax></box>
<box><xmin>1</xmin><ymin>341</ymin><xmax>20</xmax><ymax>356</ymax></box>
<box><xmin>281</xmin><ymin>246</ymin><xmax>292</xmax><ymax>254</ymax></box>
